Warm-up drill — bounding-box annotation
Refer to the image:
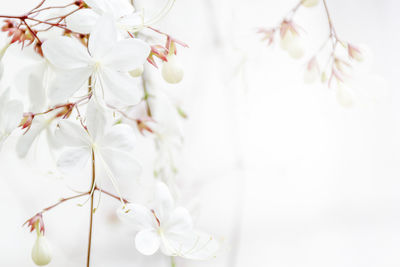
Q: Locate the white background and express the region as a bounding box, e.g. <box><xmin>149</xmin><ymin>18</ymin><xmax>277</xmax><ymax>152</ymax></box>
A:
<box><xmin>1</xmin><ymin>0</ymin><xmax>400</xmax><ymax>266</ymax></box>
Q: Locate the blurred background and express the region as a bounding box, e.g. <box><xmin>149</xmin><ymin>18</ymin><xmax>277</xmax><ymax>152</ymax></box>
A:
<box><xmin>1</xmin><ymin>0</ymin><xmax>400</xmax><ymax>266</ymax></box>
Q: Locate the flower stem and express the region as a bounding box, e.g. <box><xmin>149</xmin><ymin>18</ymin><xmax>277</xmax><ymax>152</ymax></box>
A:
<box><xmin>86</xmin><ymin>150</ymin><xmax>96</xmax><ymax>267</ymax></box>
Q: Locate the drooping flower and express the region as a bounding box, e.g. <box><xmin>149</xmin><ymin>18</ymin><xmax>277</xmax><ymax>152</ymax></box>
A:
<box><xmin>42</xmin><ymin>15</ymin><xmax>150</xmax><ymax>105</ymax></box>
<box><xmin>66</xmin><ymin>0</ymin><xmax>142</xmax><ymax>34</ymax></box>
<box><xmin>117</xmin><ymin>182</ymin><xmax>219</xmax><ymax>259</ymax></box>
<box><xmin>56</xmin><ymin>100</ymin><xmax>141</xmax><ymax>193</ymax></box>
<box><xmin>0</xmin><ymin>88</ymin><xmax>23</xmax><ymax>148</ymax></box>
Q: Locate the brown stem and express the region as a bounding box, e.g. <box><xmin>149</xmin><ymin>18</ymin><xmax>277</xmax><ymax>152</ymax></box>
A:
<box><xmin>86</xmin><ymin>150</ymin><xmax>96</xmax><ymax>267</ymax></box>
<box><xmin>41</xmin><ymin>192</ymin><xmax>90</xmax><ymax>213</ymax></box>
<box><xmin>96</xmin><ymin>187</ymin><xmax>129</xmax><ymax>204</ymax></box>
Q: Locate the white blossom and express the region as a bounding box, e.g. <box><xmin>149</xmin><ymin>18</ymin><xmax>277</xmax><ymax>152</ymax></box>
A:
<box><xmin>42</xmin><ymin>15</ymin><xmax>150</xmax><ymax>105</ymax></box>
<box><xmin>117</xmin><ymin>182</ymin><xmax>219</xmax><ymax>259</ymax></box>
<box><xmin>56</xmin><ymin>100</ymin><xmax>141</xmax><ymax>190</ymax></box>
<box><xmin>162</xmin><ymin>54</ymin><xmax>184</xmax><ymax>84</ymax></box>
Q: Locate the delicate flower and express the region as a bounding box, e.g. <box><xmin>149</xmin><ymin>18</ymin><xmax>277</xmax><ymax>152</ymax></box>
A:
<box><xmin>117</xmin><ymin>182</ymin><xmax>219</xmax><ymax>259</ymax></box>
<box><xmin>66</xmin><ymin>0</ymin><xmax>142</xmax><ymax>34</ymax></box>
<box><xmin>32</xmin><ymin>234</ymin><xmax>52</xmax><ymax>266</ymax></box>
<box><xmin>0</xmin><ymin>88</ymin><xmax>23</xmax><ymax>148</ymax></box>
<box><xmin>162</xmin><ymin>54</ymin><xmax>184</xmax><ymax>84</ymax></box>
<box><xmin>304</xmin><ymin>57</ymin><xmax>319</xmax><ymax>84</ymax></box>
<box><xmin>56</xmin><ymin>100</ymin><xmax>141</xmax><ymax>192</ymax></box>
<box><xmin>301</xmin><ymin>0</ymin><xmax>320</xmax><ymax>8</ymax></box>
<box><xmin>42</xmin><ymin>15</ymin><xmax>150</xmax><ymax>105</ymax></box>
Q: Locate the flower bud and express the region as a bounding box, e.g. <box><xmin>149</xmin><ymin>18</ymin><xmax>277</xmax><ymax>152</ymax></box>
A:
<box><xmin>162</xmin><ymin>54</ymin><xmax>184</xmax><ymax>84</ymax></box>
<box><xmin>280</xmin><ymin>30</ymin><xmax>304</xmax><ymax>59</ymax></box>
<box><xmin>304</xmin><ymin>58</ymin><xmax>319</xmax><ymax>84</ymax></box>
<box><xmin>31</xmin><ymin>234</ymin><xmax>52</xmax><ymax>266</ymax></box>
<box><xmin>301</xmin><ymin>0</ymin><xmax>319</xmax><ymax>7</ymax></box>
<box><xmin>347</xmin><ymin>44</ymin><xmax>363</xmax><ymax>62</ymax></box>
<box><xmin>336</xmin><ymin>83</ymin><xmax>354</xmax><ymax>108</ymax></box>
<box><xmin>129</xmin><ymin>65</ymin><xmax>144</xmax><ymax>77</ymax></box>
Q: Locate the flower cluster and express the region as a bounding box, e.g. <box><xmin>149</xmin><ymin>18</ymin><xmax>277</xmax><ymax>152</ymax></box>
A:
<box><xmin>0</xmin><ymin>0</ymin><xmax>218</xmax><ymax>266</ymax></box>
<box><xmin>258</xmin><ymin>0</ymin><xmax>367</xmax><ymax>107</ymax></box>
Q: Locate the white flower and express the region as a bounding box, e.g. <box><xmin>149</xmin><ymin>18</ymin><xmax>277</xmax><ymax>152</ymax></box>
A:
<box><xmin>162</xmin><ymin>54</ymin><xmax>184</xmax><ymax>84</ymax></box>
<box><xmin>301</xmin><ymin>0</ymin><xmax>320</xmax><ymax>7</ymax></box>
<box><xmin>66</xmin><ymin>0</ymin><xmax>142</xmax><ymax>34</ymax></box>
<box><xmin>56</xmin><ymin>100</ymin><xmax>141</xmax><ymax>191</ymax></box>
<box><xmin>42</xmin><ymin>15</ymin><xmax>150</xmax><ymax>105</ymax></box>
<box><xmin>0</xmin><ymin>88</ymin><xmax>23</xmax><ymax>148</ymax></box>
<box><xmin>31</xmin><ymin>234</ymin><xmax>52</xmax><ymax>266</ymax></box>
<box><xmin>117</xmin><ymin>182</ymin><xmax>219</xmax><ymax>259</ymax></box>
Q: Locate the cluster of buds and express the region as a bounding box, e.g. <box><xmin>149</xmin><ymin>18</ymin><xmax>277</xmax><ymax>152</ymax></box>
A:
<box><xmin>1</xmin><ymin>20</ymin><xmax>36</xmax><ymax>46</ymax></box>
<box><xmin>259</xmin><ymin>0</ymin><xmax>366</xmax><ymax>107</ymax></box>
<box><xmin>24</xmin><ymin>213</ymin><xmax>52</xmax><ymax>266</ymax></box>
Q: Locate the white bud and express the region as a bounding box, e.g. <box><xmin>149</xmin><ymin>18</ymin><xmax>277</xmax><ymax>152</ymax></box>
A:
<box><xmin>336</xmin><ymin>83</ymin><xmax>354</xmax><ymax>108</ymax></box>
<box><xmin>162</xmin><ymin>54</ymin><xmax>184</xmax><ymax>84</ymax></box>
<box><xmin>302</xmin><ymin>0</ymin><xmax>319</xmax><ymax>7</ymax></box>
<box><xmin>32</xmin><ymin>235</ymin><xmax>52</xmax><ymax>266</ymax></box>
<box><xmin>280</xmin><ymin>30</ymin><xmax>304</xmax><ymax>59</ymax></box>
<box><xmin>129</xmin><ymin>65</ymin><xmax>144</xmax><ymax>77</ymax></box>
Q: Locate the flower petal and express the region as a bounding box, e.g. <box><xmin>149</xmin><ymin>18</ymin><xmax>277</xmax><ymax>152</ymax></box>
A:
<box><xmin>88</xmin><ymin>15</ymin><xmax>117</xmax><ymax>59</ymax></box>
<box><xmin>66</xmin><ymin>9</ymin><xmax>99</xmax><ymax>34</ymax></box>
<box><xmin>4</xmin><ymin>100</ymin><xmax>23</xmax><ymax>133</ymax></box>
<box><xmin>98</xmin><ymin>124</ymin><xmax>136</xmax><ymax>152</ymax></box>
<box><xmin>103</xmin><ymin>39</ymin><xmax>150</xmax><ymax>71</ymax></box>
<box><xmin>99</xmin><ymin>68</ymin><xmax>141</xmax><ymax>105</ymax></box>
<box><xmin>98</xmin><ymin>147</ymin><xmax>142</xmax><ymax>180</ymax></box>
<box><xmin>117</xmin><ymin>203</ymin><xmax>157</xmax><ymax>230</ymax></box>
<box><xmin>16</xmin><ymin>119</ymin><xmax>47</xmax><ymax>157</ymax></box>
<box><xmin>55</xmin><ymin>120</ymin><xmax>91</xmax><ymax>147</ymax></box>
<box><xmin>57</xmin><ymin>147</ymin><xmax>91</xmax><ymax>174</ymax></box>
<box><xmin>152</xmin><ymin>182</ymin><xmax>174</xmax><ymax>223</ymax></box>
<box><xmin>135</xmin><ymin>229</ymin><xmax>160</xmax><ymax>256</ymax></box>
<box><xmin>164</xmin><ymin>207</ymin><xmax>193</xmax><ymax>235</ymax></box>
<box><xmin>86</xmin><ymin>99</ymin><xmax>106</xmax><ymax>141</ymax></box>
<box><xmin>42</xmin><ymin>37</ymin><xmax>92</xmax><ymax>69</ymax></box>
<box><xmin>48</xmin><ymin>67</ymin><xmax>92</xmax><ymax>104</ymax></box>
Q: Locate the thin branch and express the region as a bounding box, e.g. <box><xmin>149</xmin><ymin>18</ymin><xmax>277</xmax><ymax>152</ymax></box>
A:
<box><xmin>86</xmin><ymin>150</ymin><xmax>96</xmax><ymax>267</ymax></box>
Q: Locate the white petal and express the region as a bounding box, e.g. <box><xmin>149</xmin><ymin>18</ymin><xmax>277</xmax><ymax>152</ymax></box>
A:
<box><xmin>135</xmin><ymin>229</ymin><xmax>160</xmax><ymax>256</ymax></box>
<box><xmin>48</xmin><ymin>67</ymin><xmax>92</xmax><ymax>104</ymax></box>
<box><xmin>109</xmin><ymin>0</ymin><xmax>135</xmax><ymax>18</ymax></box>
<box><xmin>42</xmin><ymin>37</ymin><xmax>92</xmax><ymax>69</ymax></box>
<box><xmin>117</xmin><ymin>203</ymin><xmax>157</xmax><ymax>230</ymax></box>
<box><xmin>152</xmin><ymin>182</ymin><xmax>174</xmax><ymax>223</ymax></box>
<box><xmin>103</xmin><ymin>39</ymin><xmax>150</xmax><ymax>71</ymax></box>
<box><xmin>16</xmin><ymin>119</ymin><xmax>47</xmax><ymax>157</ymax></box>
<box><xmin>27</xmin><ymin>63</ymin><xmax>47</xmax><ymax>112</ymax></box>
<box><xmin>98</xmin><ymin>148</ymin><xmax>142</xmax><ymax>180</ymax></box>
<box><xmin>99</xmin><ymin>68</ymin><xmax>141</xmax><ymax>105</ymax></box>
<box><xmin>164</xmin><ymin>207</ymin><xmax>193</xmax><ymax>235</ymax></box>
<box><xmin>89</xmin><ymin>15</ymin><xmax>117</xmax><ymax>59</ymax></box>
<box><xmin>57</xmin><ymin>147</ymin><xmax>91</xmax><ymax>174</ymax></box>
<box><xmin>4</xmin><ymin>100</ymin><xmax>23</xmax><ymax>133</ymax></box>
<box><xmin>86</xmin><ymin>99</ymin><xmax>106</xmax><ymax>141</ymax></box>
<box><xmin>55</xmin><ymin>120</ymin><xmax>91</xmax><ymax>147</ymax></box>
<box><xmin>99</xmin><ymin>124</ymin><xmax>136</xmax><ymax>152</ymax></box>
<box><xmin>162</xmin><ymin>231</ymin><xmax>220</xmax><ymax>260</ymax></box>
<box><xmin>84</xmin><ymin>0</ymin><xmax>107</xmax><ymax>14</ymax></box>
<box><xmin>66</xmin><ymin>9</ymin><xmax>99</xmax><ymax>34</ymax></box>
